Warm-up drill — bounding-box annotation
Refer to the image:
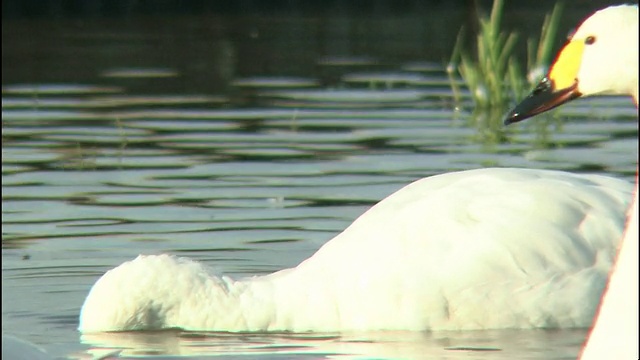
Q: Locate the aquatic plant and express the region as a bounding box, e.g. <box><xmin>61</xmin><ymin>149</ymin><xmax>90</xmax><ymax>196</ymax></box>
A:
<box><xmin>448</xmin><ymin>0</ymin><xmax>564</xmax><ymax>143</ymax></box>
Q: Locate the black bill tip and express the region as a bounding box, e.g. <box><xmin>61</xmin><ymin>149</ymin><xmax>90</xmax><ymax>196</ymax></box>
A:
<box><xmin>504</xmin><ymin>77</ymin><xmax>580</xmax><ymax>126</ymax></box>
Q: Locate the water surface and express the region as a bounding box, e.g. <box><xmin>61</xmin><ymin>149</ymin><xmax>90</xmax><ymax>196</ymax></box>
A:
<box><xmin>2</xmin><ymin>7</ymin><xmax>638</xmax><ymax>360</ymax></box>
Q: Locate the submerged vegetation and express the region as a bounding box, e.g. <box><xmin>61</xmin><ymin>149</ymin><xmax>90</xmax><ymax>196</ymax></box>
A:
<box><xmin>448</xmin><ymin>0</ymin><xmax>565</xmax><ymax>144</ymax></box>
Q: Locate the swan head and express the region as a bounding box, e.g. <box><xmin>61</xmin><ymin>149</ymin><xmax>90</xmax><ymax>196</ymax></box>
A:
<box><xmin>505</xmin><ymin>4</ymin><xmax>638</xmax><ymax>124</ymax></box>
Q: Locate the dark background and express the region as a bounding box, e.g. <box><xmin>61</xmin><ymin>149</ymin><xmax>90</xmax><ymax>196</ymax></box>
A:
<box><xmin>3</xmin><ymin>0</ymin><xmax>633</xmax><ymax>94</ymax></box>
<box><xmin>1</xmin><ymin>0</ymin><xmax>627</xmax><ymax>19</ymax></box>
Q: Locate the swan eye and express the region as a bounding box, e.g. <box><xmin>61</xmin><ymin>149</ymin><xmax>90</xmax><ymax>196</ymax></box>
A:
<box><xmin>585</xmin><ymin>36</ymin><xmax>596</xmax><ymax>45</ymax></box>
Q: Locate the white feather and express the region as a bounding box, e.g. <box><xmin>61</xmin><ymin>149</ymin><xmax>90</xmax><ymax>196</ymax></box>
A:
<box><xmin>79</xmin><ymin>168</ymin><xmax>632</xmax><ymax>333</ymax></box>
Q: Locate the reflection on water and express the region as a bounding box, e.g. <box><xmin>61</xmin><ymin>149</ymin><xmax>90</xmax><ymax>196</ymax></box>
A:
<box><xmin>78</xmin><ymin>329</ymin><xmax>585</xmax><ymax>359</ymax></box>
<box><xmin>1</xmin><ymin>7</ymin><xmax>638</xmax><ymax>360</ymax></box>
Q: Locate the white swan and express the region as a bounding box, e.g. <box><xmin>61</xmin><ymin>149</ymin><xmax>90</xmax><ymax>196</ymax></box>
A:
<box><xmin>79</xmin><ymin>168</ymin><xmax>632</xmax><ymax>333</ymax></box>
<box><xmin>504</xmin><ymin>4</ymin><xmax>638</xmax><ymax>359</ymax></box>
<box><xmin>79</xmin><ymin>4</ymin><xmax>637</xmax><ymax>342</ymax></box>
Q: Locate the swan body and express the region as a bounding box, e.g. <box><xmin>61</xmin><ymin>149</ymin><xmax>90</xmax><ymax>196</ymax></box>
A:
<box><xmin>79</xmin><ymin>168</ymin><xmax>632</xmax><ymax>333</ymax></box>
<box><xmin>503</xmin><ymin>4</ymin><xmax>638</xmax><ymax>359</ymax></box>
<box><xmin>79</xmin><ymin>6</ymin><xmax>638</xmax><ymax>357</ymax></box>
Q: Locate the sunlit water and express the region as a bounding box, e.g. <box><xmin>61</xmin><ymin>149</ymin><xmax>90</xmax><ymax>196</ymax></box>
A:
<box><xmin>2</xmin><ymin>10</ymin><xmax>638</xmax><ymax>360</ymax></box>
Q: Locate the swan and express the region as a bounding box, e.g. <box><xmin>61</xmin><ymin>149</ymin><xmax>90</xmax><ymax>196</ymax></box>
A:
<box><xmin>79</xmin><ymin>4</ymin><xmax>637</xmax><ymax>341</ymax></box>
<box><xmin>504</xmin><ymin>4</ymin><xmax>638</xmax><ymax>359</ymax></box>
<box><xmin>79</xmin><ymin>167</ymin><xmax>632</xmax><ymax>333</ymax></box>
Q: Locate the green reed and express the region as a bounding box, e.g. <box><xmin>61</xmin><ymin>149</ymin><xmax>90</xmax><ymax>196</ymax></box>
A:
<box><xmin>447</xmin><ymin>0</ymin><xmax>564</xmax><ymax>144</ymax></box>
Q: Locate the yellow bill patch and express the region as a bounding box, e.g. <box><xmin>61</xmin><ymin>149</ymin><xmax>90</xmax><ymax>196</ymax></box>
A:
<box><xmin>548</xmin><ymin>40</ymin><xmax>585</xmax><ymax>90</ymax></box>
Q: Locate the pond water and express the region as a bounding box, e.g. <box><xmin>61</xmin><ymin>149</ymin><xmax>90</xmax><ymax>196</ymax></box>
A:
<box><xmin>2</xmin><ymin>6</ymin><xmax>638</xmax><ymax>360</ymax></box>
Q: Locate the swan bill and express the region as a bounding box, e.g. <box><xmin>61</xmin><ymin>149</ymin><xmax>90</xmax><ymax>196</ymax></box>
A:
<box><xmin>504</xmin><ymin>76</ymin><xmax>581</xmax><ymax>125</ymax></box>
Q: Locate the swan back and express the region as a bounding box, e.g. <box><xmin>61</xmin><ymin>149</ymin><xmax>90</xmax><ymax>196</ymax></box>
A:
<box><xmin>79</xmin><ymin>168</ymin><xmax>633</xmax><ymax>333</ymax></box>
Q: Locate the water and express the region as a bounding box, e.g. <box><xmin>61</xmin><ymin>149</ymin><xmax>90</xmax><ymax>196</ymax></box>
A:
<box><xmin>2</xmin><ymin>9</ymin><xmax>638</xmax><ymax>360</ymax></box>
